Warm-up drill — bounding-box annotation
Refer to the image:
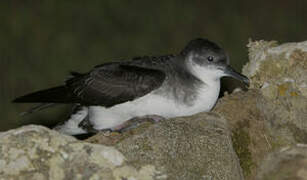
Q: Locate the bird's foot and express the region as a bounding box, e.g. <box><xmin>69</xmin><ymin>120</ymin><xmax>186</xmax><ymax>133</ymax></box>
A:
<box><xmin>139</xmin><ymin>115</ymin><xmax>166</xmax><ymax>122</ymax></box>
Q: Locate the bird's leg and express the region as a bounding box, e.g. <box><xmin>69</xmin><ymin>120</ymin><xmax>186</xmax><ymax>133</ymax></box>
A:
<box><xmin>110</xmin><ymin>115</ymin><xmax>166</xmax><ymax>133</ymax></box>
<box><xmin>78</xmin><ymin>117</ymin><xmax>99</xmax><ymax>134</ymax></box>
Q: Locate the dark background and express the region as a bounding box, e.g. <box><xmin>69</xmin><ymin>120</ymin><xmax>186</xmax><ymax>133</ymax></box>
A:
<box><xmin>1</xmin><ymin>0</ymin><xmax>306</xmax><ymax>131</ymax></box>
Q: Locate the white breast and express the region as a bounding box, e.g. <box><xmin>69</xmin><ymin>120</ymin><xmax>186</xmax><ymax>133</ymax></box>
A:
<box><xmin>88</xmin><ymin>81</ymin><xmax>220</xmax><ymax>130</ymax></box>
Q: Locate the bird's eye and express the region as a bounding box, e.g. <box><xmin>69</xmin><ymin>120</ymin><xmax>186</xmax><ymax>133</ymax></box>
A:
<box><xmin>207</xmin><ymin>56</ymin><xmax>214</xmax><ymax>62</ymax></box>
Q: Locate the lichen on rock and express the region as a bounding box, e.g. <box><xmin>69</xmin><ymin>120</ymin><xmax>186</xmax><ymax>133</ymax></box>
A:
<box><xmin>244</xmin><ymin>40</ymin><xmax>307</xmax><ymax>147</ymax></box>
<box><xmin>0</xmin><ymin>125</ymin><xmax>163</xmax><ymax>180</ymax></box>
<box><xmin>216</xmin><ymin>39</ymin><xmax>307</xmax><ymax>179</ymax></box>
<box><xmin>256</xmin><ymin>144</ymin><xmax>307</xmax><ymax>180</ymax></box>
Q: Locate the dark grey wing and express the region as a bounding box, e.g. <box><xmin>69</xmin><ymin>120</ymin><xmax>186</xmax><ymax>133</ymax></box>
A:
<box><xmin>65</xmin><ymin>63</ymin><xmax>166</xmax><ymax>107</ymax></box>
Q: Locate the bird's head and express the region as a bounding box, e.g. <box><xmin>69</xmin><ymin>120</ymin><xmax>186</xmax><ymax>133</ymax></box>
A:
<box><xmin>182</xmin><ymin>38</ymin><xmax>249</xmax><ymax>86</ymax></box>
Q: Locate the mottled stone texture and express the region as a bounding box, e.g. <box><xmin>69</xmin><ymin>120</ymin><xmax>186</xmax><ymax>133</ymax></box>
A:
<box><xmin>0</xmin><ymin>125</ymin><xmax>162</xmax><ymax>180</ymax></box>
<box><xmin>256</xmin><ymin>145</ymin><xmax>307</xmax><ymax>180</ymax></box>
<box><xmin>114</xmin><ymin>113</ymin><xmax>244</xmax><ymax>180</ymax></box>
<box><xmin>0</xmin><ymin>116</ymin><xmax>243</xmax><ymax>180</ymax></box>
<box><xmin>215</xmin><ymin>40</ymin><xmax>307</xmax><ymax>179</ymax></box>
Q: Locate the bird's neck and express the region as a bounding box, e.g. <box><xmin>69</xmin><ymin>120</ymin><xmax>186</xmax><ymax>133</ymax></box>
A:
<box><xmin>186</xmin><ymin>63</ymin><xmax>221</xmax><ymax>86</ymax></box>
<box><xmin>195</xmin><ymin>79</ymin><xmax>220</xmax><ymax>112</ymax></box>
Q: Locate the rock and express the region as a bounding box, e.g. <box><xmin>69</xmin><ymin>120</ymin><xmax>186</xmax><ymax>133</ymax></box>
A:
<box><xmin>0</xmin><ymin>115</ymin><xmax>243</xmax><ymax>180</ymax></box>
<box><xmin>256</xmin><ymin>144</ymin><xmax>307</xmax><ymax>180</ymax></box>
<box><xmin>214</xmin><ymin>90</ymin><xmax>267</xmax><ymax>177</ymax></box>
<box><xmin>88</xmin><ymin>113</ymin><xmax>244</xmax><ymax>180</ymax></box>
<box><xmin>243</xmin><ymin>39</ymin><xmax>307</xmax><ymax>146</ymax></box>
<box><xmin>0</xmin><ymin>125</ymin><xmax>162</xmax><ymax>180</ymax></box>
<box><xmin>214</xmin><ymin>39</ymin><xmax>307</xmax><ymax>179</ymax></box>
<box><xmin>242</xmin><ymin>40</ymin><xmax>307</xmax><ymax>81</ymax></box>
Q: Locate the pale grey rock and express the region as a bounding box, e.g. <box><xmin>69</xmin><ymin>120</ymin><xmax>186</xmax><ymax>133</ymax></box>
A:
<box><xmin>110</xmin><ymin>113</ymin><xmax>244</xmax><ymax>180</ymax></box>
<box><xmin>0</xmin><ymin>125</ymin><xmax>162</xmax><ymax>180</ymax></box>
<box><xmin>256</xmin><ymin>144</ymin><xmax>307</xmax><ymax>180</ymax></box>
<box><xmin>242</xmin><ymin>40</ymin><xmax>278</xmax><ymax>77</ymax></box>
<box><xmin>242</xmin><ymin>39</ymin><xmax>307</xmax><ymax>146</ymax></box>
<box><xmin>215</xmin><ymin>39</ymin><xmax>307</xmax><ymax>179</ymax></box>
<box><xmin>1</xmin><ymin>115</ymin><xmax>243</xmax><ymax>180</ymax></box>
<box><xmin>242</xmin><ymin>39</ymin><xmax>307</xmax><ymax>97</ymax></box>
<box><xmin>242</xmin><ymin>39</ymin><xmax>307</xmax><ymax>78</ymax></box>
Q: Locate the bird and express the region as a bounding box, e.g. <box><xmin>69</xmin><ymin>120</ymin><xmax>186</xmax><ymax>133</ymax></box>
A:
<box><xmin>13</xmin><ymin>38</ymin><xmax>249</xmax><ymax>135</ymax></box>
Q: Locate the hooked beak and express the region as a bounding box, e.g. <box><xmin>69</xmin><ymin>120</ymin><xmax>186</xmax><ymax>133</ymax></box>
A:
<box><xmin>223</xmin><ymin>65</ymin><xmax>250</xmax><ymax>86</ymax></box>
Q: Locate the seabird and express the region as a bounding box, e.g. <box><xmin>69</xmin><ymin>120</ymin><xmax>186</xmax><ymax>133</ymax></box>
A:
<box><xmin>13</xmin><ymin>38</ymin><xmax>249</xmax><ymax>135</ymax></box>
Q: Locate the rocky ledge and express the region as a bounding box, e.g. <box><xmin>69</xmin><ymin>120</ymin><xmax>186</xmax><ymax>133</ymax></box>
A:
<box><xmin>1</xmin><ymin>40</ymin><xmax>307</xmax><ymax>180</ymax></box>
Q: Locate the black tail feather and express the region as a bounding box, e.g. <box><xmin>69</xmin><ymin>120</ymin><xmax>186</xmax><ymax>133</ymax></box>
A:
<box><xmin>20</xmin><ymin>103</ymin><xmax>57</xmax><ymax>116</ymax></box>
<box><xmin>12</xmin><ymin>86</ymin><xmax>76</xmax><ymax>104</ymax></box>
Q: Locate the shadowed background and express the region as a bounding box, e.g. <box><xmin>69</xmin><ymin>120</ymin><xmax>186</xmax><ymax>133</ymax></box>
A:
<box><xmin>1</xmin><ymin>0</ymin><xmax>306</xmax><ymax>131</ymax></box>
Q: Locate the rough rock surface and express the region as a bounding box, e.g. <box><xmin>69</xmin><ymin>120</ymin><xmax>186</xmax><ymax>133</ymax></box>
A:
<box><xmin>214</xmin><ymin>40</ymin><xmax>307</xmax><ymax>179</ymax></box>
<box><xmin>256</xmin><ymin>144</ymin><xmax>307</xmax><ymax>180</ymax></box>
<box><xmin>113</xmin><ymin>113</ymin><xmax>244</xmax><ymax>180</ymax></box>
<box><xmin>87</xmin><ymin>113</ymin><xmax>244</xmax><ymax>180</ymax></box>
<box><xmin>244</xmin><ymin>40</ymin><xmax>307</xmax><ymax>145</ymax></box>
<box><xmin>0</xmin><ymin>125</ymin><xmax>163</xmax><ymax>180</ymax></box>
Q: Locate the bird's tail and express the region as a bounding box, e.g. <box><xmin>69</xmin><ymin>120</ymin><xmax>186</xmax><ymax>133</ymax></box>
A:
<box><xmin>12</xmin><ymin>86</ymin><xmax>74</xmax><ymax>104</ymax></box>
<box><xmin>13</xmin><ymin>86</ymin><xmax>78</xmax><ymax>115</ymax></box>
<box><xmin>19</xmin><ymin>103</ymin><xmax>57</xmax><ymax>116</ymax></box>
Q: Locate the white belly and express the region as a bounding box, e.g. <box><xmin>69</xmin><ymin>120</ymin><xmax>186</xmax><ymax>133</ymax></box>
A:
<box><xmin>89</xmin><ymin>82</ymin><xmax>220</xmax><ymax>130</ymax></box>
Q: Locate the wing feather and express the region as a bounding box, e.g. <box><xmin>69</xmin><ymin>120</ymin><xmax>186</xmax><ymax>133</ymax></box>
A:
<box><xmin>65</xmin><ymin>63</ymin><xmax>165</xmax><ymax>107</ymax></box>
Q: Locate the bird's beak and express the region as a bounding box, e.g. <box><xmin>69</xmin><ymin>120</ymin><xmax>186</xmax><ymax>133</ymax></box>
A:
<box><xmin>224</xmin><ymin>65</ymin><xmax>250</xmax><ymax>86</ymax></box>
